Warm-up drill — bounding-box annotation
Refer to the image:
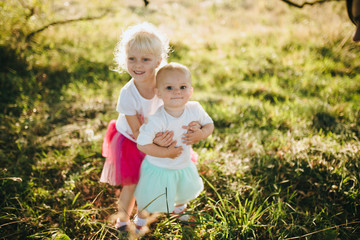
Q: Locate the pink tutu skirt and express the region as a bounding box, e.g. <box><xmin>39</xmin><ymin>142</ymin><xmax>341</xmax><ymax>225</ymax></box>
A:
<box><xmin>190</xmin><ymin>147</ymin><xmax>198</xmax><ymax>163</ymax></box>
<box><xmin>100</xmin><ymin>120</ymin><xmax>198</xmax><ymax>186</ymax></box>
<box><xmin>100</xmin><ymin>120</ymin><xmax>145</xmax><ymax>186</ymax></box>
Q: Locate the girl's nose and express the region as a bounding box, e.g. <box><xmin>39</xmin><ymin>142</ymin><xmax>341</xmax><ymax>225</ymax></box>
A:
<box><xmin>134</xmin><ymin>61</ymin><xmax>142</xmax><ymax>68</ymax></box>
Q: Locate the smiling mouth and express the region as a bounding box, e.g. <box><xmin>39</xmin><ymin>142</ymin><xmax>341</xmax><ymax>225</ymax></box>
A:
<box><xmin>134</xmin><ymin>70</ymin><xmax>145</xmax><ymax>75</ymax></box>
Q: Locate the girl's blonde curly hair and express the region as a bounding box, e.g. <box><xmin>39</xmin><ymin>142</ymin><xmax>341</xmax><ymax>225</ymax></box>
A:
<box><xmin>113</xmin><ymin>22</ymin><xmax>171</xmax><ymax>73</ymax></box>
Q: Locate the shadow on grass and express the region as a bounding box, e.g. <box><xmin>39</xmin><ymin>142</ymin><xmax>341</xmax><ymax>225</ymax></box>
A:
<box><xmin>312</xmin><ymin>111</ymin><xmax>360</xmax><ymax>139</ymax></box>
<box><xmin>0</xmin><ymin>43</ymin><xmax>116</xmax><ymax>171</ymax></box>
<box><xmin>0</xmin><ymin>45</ymin><xmax>119</xmax><ymax>239</ymax></box>
<box><xmin>249</xmin><ymin>154</ymin><xmax>360</xmax><ymax>239</ymax></box>
<box><xmin>195</xmin><ymin>153</ymin><xmax>359</xmax><ymax>239</ymax></box>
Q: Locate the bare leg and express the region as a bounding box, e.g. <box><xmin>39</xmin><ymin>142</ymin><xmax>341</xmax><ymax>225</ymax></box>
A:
<box><xmin>137</xmin><ymin>209</ymin><xmax>148</xmax><ymax>219</ymax></box>
<box><xmin>118</xmin><ymin>184</ymin><xmax>137</xmax><ymax>222</ymax></box>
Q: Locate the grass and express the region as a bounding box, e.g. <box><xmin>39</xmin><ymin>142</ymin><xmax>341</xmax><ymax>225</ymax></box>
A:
<box><xmin>1</xmin><ymin>0</ymin><xmax>360</xmax><ymax>239</ymax></box>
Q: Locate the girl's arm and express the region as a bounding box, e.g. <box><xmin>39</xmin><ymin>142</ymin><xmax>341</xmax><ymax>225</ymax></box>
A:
<box><xmin>125</xmin><ymin>115</ymin><xmax>142</xmax><ymax>140</ymax></box>
<box><xmin>180</xmin><ymin>121</ymin><xmax>201</xmax><ymax>145</ymax></box>
<box><xmin>182</xmin><ymin>123</ymin><xmax>214</xmax><ymax>145</ymax></box>
<box><xmin>137</xmin><ymin>141</ymin><xmax>183</xmax><ymax>159</ymax></box>
<box><xmin>153</xmin><ymin>121</ymin><xmax>202</xmax><ymax>147</ymax></box>
<box><xmin>153</xmin><ymin>130</ymin><xmax>174</xmax><ymax>147</ymax></box>
<box><xmin>126</xmin><ymin>114</ymin><xmax>175</xmax><ymax>146</ymax></box>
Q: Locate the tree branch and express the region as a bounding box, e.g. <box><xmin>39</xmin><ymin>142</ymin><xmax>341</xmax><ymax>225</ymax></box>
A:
<box><xmin>25</xmin><ymin>11</ymin><xmax>109</xmax><ymax>41</ymax></box>
<box><xmin>17</xmin><ymin>0</ymin><xmax>35</xmax><ymax>20</ymax></box>
<box><xmin>280</xmin><ymin>0</ymin><xmax>343</xmax><ymax>8</ymax></box>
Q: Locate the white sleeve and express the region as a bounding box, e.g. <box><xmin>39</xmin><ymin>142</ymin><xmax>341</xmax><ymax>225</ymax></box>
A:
<box><xmin>116</xmin><ymin>88</ymin><xmax>138</xmax><ymax>115</ymax></box>
<box><xmin>194</xmin><ymin>102</ymin><xmax>213</xmax><ymax>125</ymax></box>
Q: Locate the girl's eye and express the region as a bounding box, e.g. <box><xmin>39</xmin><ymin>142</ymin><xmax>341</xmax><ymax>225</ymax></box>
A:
<box><xmin>128</xmin><ymin>57</ymin><xmax>135</xmax><ymax>61</ymax></box>
<box><xmin>180</xmin><ymin>86</ymin><xmax>187</xmax><ymax>90</ymax></box>
<box><xmin>166</xmin><ymin>86</ymin><xmax>172</xmax><ymax>90</ymax></box>
<box><xmin>143</xmin><ymin>58</ymin><xmax>150</xmax><ymax>62</ymax></box>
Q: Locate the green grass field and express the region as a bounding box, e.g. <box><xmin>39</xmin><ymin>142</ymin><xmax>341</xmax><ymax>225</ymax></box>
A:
<box><xmin>1</xmin><ymin>0</ymin><xmax>360</xmax><ymax>239</ymax></box>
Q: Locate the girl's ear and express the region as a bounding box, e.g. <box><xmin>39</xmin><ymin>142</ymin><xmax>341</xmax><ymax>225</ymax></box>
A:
<box><xmin>155</xmin><ymin>87</ymin><xmax>161</xmax><ymax>97</ymax></box>
<box><xmin>156</xmin><ymin>57</ymin><xmax>162</xmax><ymax>68</ymax></box>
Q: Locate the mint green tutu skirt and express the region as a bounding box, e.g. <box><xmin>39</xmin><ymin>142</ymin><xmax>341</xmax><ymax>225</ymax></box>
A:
<box><xmin>134</xmin><ymin>159</ymin><xmax>203</xmax><ymax>213</ymax></box>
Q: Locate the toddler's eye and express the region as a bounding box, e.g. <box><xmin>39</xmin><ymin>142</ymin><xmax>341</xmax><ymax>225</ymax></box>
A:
<box><xmin>128</xmin><ymin>57</ymin><xmax>135</xmax><ymax>61</ymax></box>
<box><xmin>143</xmin><ymin>58</ymin><xmax>150</xmax><ymax>62</ymax></box>
<box><xmin>180</xmin><ymin>86</ymin><xmax>187</xmax><ymax>90</ymax></box>
<box><xmin>166</xmin><ymin>86</ymin><xmax>172</xmax><ymax>90</ymax></box>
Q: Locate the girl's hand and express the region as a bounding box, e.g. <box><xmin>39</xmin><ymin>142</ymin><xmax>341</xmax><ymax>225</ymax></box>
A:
<box><xmin>183</xmin><ymin>121</ymin><xmax>201</xmax><ymax>133</ymax></box>
<box><xmin>153</xmin><ymin>130</ymin><xmax>174</xmax><ymax>147</ymax></box>
<box><xmin>182</xmin><ymin>121</ymin><xmax>202</xmax><ymax>145</ymax></box>
<box><xmin>182</xmin><ymin>128</ymin><xmax>204</xmax><ymax>145</ymax></box>
<box><xmin>165</xmin><ymin>141</ymin><xmax>183</xmax><ymax>159</ymax></box>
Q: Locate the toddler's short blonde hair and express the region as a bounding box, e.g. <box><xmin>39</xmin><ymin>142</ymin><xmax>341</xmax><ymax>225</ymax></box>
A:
<box><xmin>156</xmin><ymin>62</ymin><xmax>192</xmax><ymax>87</ymax></box>
<box><xmin>114</xmin><ymin>22</ymin><xmax>170</xmax><ymax>72</ymax></box>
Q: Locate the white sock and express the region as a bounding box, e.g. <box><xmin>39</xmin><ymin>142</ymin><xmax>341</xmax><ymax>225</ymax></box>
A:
<box><xmin>177</xmin><ymin>214</ymin><xmax>189</xmax><ymax>221</ymax></box>
<box><xmin>119</xmin><ymin>221</ymin><xmax>128</xmax><ymax>227</ymax></box>
<box><xmin>115</xmin><ymin>218</ymin><xmax>128</xmax><ymax>228</ymax></box>
<box><xmin>173</xmin><ymin>204</ymin><xmax>187</xmax><ymax>214</ymax></box>
<box><xmin>134</xmin><ymin>215</ymin><xmax>147</xmax><ymax>227</ymax></box>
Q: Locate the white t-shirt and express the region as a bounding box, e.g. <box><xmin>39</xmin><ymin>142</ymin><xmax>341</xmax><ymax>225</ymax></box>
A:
<box><xmin>115</xmin><ymin>79</ymin><xmax>163</xmax><ymax>142</ymax></box>
<box><xmin>137</xmin><ymin>101</ymin><xmax>213</xmax><ymax>169</ymax></box>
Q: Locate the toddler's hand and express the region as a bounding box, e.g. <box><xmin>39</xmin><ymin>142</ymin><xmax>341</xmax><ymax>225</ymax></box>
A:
<box><xmin>153</xmin><ymin>130</ymin><xmax>174</xmax><ymax>147</ymax></box>
<box><xmin>165</xmin><ymin>141</ymin><xmax>183</xmax><ymax>159</ymax></box>
<box><xmin>182</xmin><ymin>121</ymin><xmax>202</xmax><ymax>145</ymax></box>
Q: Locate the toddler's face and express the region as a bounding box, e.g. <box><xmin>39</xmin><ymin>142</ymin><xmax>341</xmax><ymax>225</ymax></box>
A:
<box><xmin>156</xmin><ymin>70</ymin><xmax>193</xmax><ymax>109</ymax></box>
<box><xmin>126</xmin><ymin>48</ymin><xmax>161</xmax><ymax>81</ymax></box>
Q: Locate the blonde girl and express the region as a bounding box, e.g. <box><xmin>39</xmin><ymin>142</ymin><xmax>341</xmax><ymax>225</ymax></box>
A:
<box><xmin>100</xmin><ymin>22</ymin><xmax>171</xmax><ymax>231</ymax></box>
<box><xmin>100</xmin><ymin>22</ymin><xmax>199</xmax><ymax>232</ymax></box>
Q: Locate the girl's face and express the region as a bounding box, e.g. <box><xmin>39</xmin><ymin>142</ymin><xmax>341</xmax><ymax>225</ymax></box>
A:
<box><xmin>156</xmin><ymin>70</ymin><xmax>193</xmax><ymax>111</ymax></box>
<box><xmin>126</xmin><ymin>48</ymin><xmax>161</xmax><ymax>82</ymax></box>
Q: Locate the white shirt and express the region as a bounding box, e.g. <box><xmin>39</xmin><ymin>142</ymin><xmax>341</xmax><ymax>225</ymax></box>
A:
<box><xmin>115</xmin><ymin>79</ymin><xmax>163</xmax><ymax>142</ymax></box>
<box><xmin>137</xmin><ymin>101</ymin><xmax>213</xmax><ymax>169</ymax></box>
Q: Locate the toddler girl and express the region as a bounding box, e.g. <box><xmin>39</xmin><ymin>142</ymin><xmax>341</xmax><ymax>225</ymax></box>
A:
<box><xmin>100</xmin><ymin>22</ymin><xmax>172</xmax><ymax>231</ymax></box>
<box><xmin>134</xmin><ymin>62</ymin><xmax>214</xmax><ymax>232</ymax></box>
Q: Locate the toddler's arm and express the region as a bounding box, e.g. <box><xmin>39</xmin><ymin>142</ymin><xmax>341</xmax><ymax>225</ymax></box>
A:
<box><xmin>137</xmin><ymin>141</ymin><xmax>183</xmax><ymax>159</ymax></box>
<box><xmin>182</xmin><ymin>122</ymin><xmax>214</xmax><ymax>145</ymax></box>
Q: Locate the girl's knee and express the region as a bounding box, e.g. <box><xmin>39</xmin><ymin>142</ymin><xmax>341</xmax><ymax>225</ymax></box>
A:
<box><xmin>123</xmin><ymin>184</ymin><xmax>137</xmax><ymax>192</ymax></box>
